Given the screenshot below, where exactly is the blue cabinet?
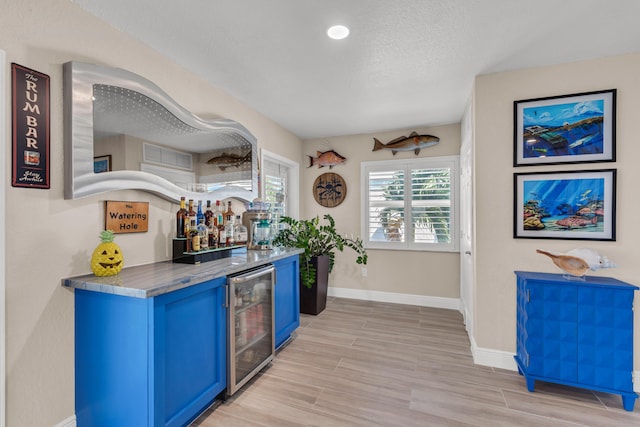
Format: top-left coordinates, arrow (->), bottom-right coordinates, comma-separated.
273,255 -> 300,349
75,277 -> 227,426
515,271 -> 638,411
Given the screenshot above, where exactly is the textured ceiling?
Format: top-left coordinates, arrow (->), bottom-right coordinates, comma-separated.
73,0 -> 640,139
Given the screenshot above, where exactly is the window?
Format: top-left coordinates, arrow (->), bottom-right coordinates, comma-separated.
261,149 -> 299,225
361,155 -> 459,252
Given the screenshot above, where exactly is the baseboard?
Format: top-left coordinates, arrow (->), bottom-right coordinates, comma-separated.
54,415 -> 76,427
469,334 -> 518,371
327,287 -> 460,310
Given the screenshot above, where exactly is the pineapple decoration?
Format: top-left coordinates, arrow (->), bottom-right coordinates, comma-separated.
91,230 -> 124,276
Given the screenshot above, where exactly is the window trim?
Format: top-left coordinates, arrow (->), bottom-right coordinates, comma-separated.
260,148 -> 299,219
361,155 -> 459,252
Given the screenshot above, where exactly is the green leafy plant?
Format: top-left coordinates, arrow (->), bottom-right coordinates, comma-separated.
272,214 -> 368,288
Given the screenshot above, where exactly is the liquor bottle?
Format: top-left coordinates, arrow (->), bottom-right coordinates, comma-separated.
225,201 -> 235,226
197,217 -> 209,250
226,222 -> 235,247
218,223 -> 227,247
234,215 -> 248,244
189,219 -> 199,251
196,200 -> 205,226
204,200 -> 214,226
208,218 -> 219,248
213,200 -> 223,227
187,199 -> 196,235
176,196 -> 188,238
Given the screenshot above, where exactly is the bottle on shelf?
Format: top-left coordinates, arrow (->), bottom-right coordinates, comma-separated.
218,221 -> 227,247
187,199 -> 196,235
197,217 -> 209,250
208,217 -> 219,248
225,201 -> 234,226
204,200 -> 214,226
226,222 -> 235,247
176,196 -> 188,238
189,219 -> 199,252
234,215 -> 248,245
196,200 -> 205,226
214,200 -> 223,227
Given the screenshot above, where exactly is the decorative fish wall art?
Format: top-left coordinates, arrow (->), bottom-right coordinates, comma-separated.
373,132 -> 439,155
308,150 -> 347,169
206,151 -> 251,171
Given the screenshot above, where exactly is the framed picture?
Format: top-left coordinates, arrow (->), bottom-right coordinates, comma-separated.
94,155 -> 111,173
514,169 -> 616,241
513,89 -> 616,166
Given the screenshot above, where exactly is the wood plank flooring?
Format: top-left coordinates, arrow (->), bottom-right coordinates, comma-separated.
193,297 -> 639,426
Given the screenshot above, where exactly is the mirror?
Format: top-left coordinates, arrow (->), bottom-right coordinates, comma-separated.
63,61 -> 258,203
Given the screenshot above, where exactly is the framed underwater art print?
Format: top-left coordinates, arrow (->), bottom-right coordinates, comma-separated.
514,169 -> 616,241
513,89 -> 616,166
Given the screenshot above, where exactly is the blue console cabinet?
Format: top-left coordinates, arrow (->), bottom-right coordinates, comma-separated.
515,271 -> 638,411
273,255 -> 300,349
75,277 -> 227,426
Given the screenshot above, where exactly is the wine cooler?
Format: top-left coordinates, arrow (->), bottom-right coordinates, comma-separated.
227,264 -> 275,395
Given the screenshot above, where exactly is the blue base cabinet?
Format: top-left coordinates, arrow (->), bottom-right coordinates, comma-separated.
273,256 -> 300,349
75,278 -> 227,426
515,271 -> 638,411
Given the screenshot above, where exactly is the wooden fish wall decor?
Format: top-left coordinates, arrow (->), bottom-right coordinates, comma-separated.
206,151 -> 251,171
373,131 -> 439,155
308,149 -> 347,169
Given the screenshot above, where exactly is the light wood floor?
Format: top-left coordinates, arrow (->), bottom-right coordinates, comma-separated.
193,297 -> 639,426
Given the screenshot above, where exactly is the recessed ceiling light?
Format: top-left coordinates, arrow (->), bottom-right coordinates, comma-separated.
327,25 -> 350,40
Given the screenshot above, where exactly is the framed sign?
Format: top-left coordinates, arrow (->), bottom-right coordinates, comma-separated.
94,155 -> 112,173
105,201 -> 149,234
513,89 -> 616,166
514,169 -> 616,241
11,63 -> 50,188
313,173 -> 346,207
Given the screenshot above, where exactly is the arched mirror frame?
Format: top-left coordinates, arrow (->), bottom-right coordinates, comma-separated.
63,61 -> 258,203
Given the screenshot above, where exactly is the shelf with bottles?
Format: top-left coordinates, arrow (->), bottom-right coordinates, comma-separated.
180,242 -> 246,256
234,302 -> 269,354
171,239 -> 245,264
234,346 -> 273,383
235,330 -> 269,358
233,282 -> 268,310
234,299 -> 266,315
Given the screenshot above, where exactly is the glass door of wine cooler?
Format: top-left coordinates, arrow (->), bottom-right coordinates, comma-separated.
227,264 -> 275,395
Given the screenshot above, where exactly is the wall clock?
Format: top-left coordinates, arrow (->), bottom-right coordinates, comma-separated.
313,172 -> 347,207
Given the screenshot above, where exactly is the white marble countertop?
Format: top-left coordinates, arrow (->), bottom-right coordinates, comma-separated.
62,247 -> 303,298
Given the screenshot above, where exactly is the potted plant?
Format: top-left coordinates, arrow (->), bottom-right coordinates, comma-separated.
272,214 -> 367,314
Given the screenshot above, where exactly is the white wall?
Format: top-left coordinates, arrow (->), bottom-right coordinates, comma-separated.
473,53 -> 640,374
0,1 -> 302,425
302,124 -> 461,304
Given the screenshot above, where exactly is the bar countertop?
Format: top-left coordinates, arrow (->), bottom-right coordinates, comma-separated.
61,247 -> 303,298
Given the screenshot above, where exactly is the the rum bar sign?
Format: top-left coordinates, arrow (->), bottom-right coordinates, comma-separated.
12,63 -> 50,189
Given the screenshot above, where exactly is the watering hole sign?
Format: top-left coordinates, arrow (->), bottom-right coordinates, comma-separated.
104,201 -> 149,233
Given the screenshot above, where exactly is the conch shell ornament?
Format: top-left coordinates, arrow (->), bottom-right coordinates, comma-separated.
536,248 -> 616,276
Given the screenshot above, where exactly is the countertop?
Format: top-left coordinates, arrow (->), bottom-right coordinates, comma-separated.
62,247 -> 303,298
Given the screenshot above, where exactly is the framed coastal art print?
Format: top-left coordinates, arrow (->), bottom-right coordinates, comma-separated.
93,155 -> 111,173
514,169 -> 616,241
513,89 -> 616,166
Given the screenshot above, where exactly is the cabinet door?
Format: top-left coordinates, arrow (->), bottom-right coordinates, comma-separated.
75,290 -> 151,427
273,256 -> 300,349
577,287 -> 635,392
154,278 -> 227,427
524,281 -> 578,382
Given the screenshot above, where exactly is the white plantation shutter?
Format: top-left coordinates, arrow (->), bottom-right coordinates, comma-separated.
362,156 -> 459,252
263,158 -> 289,226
